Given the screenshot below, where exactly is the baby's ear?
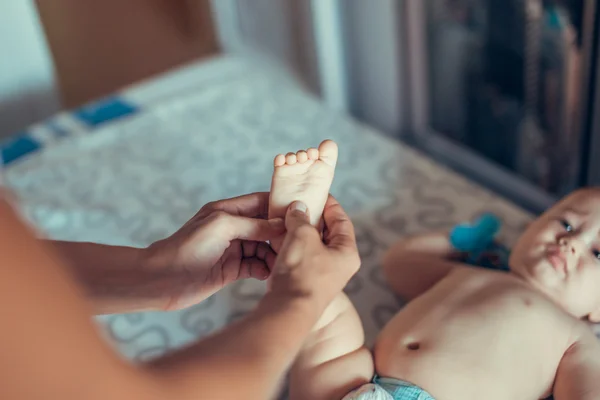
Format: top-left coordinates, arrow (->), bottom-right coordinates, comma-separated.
588,307 -> 600,323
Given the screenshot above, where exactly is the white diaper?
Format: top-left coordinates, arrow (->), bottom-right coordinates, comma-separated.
342,383 -> 394,400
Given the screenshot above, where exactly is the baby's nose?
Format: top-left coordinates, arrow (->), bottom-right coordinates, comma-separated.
559,237 -> 582,257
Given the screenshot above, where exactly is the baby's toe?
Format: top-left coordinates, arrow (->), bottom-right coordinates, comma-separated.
274,154 -> 286,167
285,152 -> 298,165
307,148 -> 319,160
318,140 -> 338,166
296,150 -> 308,163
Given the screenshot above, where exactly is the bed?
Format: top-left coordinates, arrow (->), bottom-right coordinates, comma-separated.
2,54 -> 536,397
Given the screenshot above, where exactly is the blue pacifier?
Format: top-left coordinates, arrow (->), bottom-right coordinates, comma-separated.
450,213 -> 510,271
450,213 -> 501,254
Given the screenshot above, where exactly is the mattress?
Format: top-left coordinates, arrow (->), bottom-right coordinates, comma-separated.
2,55 -> 537,396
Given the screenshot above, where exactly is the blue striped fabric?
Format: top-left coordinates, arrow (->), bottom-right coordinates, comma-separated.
1,97 -> 139,167
73,96 -> 138,127
374,377 -> 435,400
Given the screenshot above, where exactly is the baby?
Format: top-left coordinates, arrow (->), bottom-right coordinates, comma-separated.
267,140 -> 600,400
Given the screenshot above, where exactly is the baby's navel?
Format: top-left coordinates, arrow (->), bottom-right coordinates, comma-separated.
406,341 -> 421,351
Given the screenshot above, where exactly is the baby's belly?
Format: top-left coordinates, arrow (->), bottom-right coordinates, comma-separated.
375,330 -> 542,400
374,279 -> 568,400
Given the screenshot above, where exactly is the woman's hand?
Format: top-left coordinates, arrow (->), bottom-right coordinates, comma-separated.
145,192 -> 285,310
146,198 -> 362,400
268,196 -> 361,313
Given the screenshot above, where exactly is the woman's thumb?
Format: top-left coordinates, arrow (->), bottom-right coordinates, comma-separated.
285,201 -> 311,231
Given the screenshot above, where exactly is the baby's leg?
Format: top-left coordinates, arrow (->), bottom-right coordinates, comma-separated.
267,140 -> 370,397
268,140 -> 338,252
382,232 -> 463,300
290,292 -> 374,400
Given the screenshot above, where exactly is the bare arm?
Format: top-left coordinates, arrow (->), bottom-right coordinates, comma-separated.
0,197 -> 359,400
382,231 -> 466,300
5,185 -> 163,314
45,192 -> 286,315
554,328 -> 600,400
47,240 -> 165,314
0,200 -> 153,399
150,292 -> 322,400
0,200 -> 321,399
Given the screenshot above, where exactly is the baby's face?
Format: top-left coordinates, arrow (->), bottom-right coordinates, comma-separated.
510,189 -> 600,320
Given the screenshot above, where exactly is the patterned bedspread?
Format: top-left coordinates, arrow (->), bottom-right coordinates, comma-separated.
2,55 -> 535,397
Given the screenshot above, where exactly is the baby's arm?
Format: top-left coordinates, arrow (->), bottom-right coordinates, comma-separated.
383,231 -> 467,300
554,328 -> 600,400
290,292 -> 374,400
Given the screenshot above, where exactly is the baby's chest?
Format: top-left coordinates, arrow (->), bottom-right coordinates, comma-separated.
452,281 -> 552,322
445,297 -> 565,378
444,285 -> 570,356
437,278 -> 557,331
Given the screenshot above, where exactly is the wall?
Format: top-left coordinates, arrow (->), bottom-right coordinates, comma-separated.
210,0 -> 243,52
0,1 -> 59,138
342,0 -> 406,135
311,0 -> 349,111
233,0 -> 321,94
227,0 -> 407,131
212,0 -> 406,130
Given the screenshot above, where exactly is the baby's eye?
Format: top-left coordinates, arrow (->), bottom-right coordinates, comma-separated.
561,220 -> 573,232
593,249 -> 600,261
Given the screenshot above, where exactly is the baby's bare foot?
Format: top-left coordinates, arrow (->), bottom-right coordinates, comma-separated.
268,140 -> 338,252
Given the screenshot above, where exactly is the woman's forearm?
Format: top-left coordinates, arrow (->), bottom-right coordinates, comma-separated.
148,292 -> 321,400
0,200 -> 156,400
46,241 -> 167,314
47,242 -> 326,400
